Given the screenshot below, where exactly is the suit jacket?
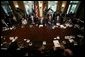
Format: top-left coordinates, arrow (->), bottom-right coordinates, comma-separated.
38,19 -> 46,25
53,15 -> 62,25
28,17 -> 35,24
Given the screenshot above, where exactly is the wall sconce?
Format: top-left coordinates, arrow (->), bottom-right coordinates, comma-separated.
13,1 -> 19,8
61,2 -> 66,12
62,4 -> 65,8
15,5 -> 19,8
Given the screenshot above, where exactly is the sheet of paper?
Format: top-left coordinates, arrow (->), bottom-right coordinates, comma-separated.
26,40 -> 30,43
39,25 -> 43,28
57,36 -> 60,39
43,41 -> 46,45
53,40 -> 61,47
9,37 -> 14,40
69,39 -> 74,43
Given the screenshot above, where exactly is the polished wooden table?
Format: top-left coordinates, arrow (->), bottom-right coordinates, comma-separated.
1,24 -> 81,50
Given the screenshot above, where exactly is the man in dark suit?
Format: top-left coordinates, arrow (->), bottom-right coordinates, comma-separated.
53,12 -> 62,25
46,14 -> 53,26
38,17 -> 46,25
28,14 -> 35,25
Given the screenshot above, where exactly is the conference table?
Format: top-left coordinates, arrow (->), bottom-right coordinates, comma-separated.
1,24 -> 81,50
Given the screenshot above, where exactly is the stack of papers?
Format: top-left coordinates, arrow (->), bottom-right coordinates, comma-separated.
3,27 -> 9,31
69,36 -> 75,39
65,36 -> 69,39
65,23 -> 72,27
54,38 -> 57,40
26,40 -> 30,43
24,39 -> 27,41
43,41 -> 46,45
12,39 -> 16,42
15,36 -> 18,39
60,25 -> 67,29
9,36 -> 18,42
39,25 -> 43,28
60,25 -> 64,28
10,27 -> 13,30
69,39 -> 74,43
53,40 -> 61,47
22,19 -> 27,25
52,26 -> 56,29
57,36 -> 60,39
56,23 -> 60,26
9,37 -> 14,40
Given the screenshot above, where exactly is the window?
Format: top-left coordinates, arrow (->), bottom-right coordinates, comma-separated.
67,1 -> 80,14
70,5 -> 77,13
67,5 -> 71,14
48,1 -> 58,12
1,1 -> 12,16
23,1 -> 34,15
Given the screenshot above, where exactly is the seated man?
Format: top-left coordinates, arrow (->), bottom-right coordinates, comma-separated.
21,17 -> 27,28
54,15 -> 61,25
34,17 -> 39,24
38,17 -> 46,26
46,14 -> 53,26
28,14 -> 35,25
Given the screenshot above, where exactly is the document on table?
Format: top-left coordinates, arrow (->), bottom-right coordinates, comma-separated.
39,25 -> 43,28
53,40 -> 61,47
69,39 -> 74,43
43,41 -> 46,45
